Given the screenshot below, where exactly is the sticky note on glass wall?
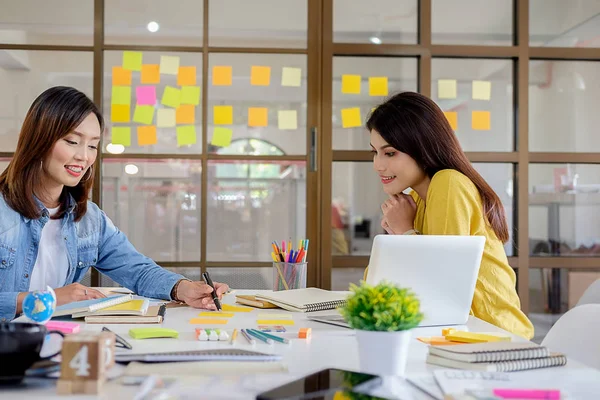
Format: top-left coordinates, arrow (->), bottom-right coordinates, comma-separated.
141,64 -> 160,84
281,67 -> 302,87
176,125 -> 197,147
369,77 -> 388,96
444,111 -> 458,131
157,108 -> 176,127
176,105 -> 195,124
133,105 -> 154,125
180,86 -> 201,105
111,127 -> 131,147
136,86 -> 156,105
122,51 -> 143,71
251,66 -> 271,86
160,55 -> 180,75
178,66 -> 197,86
472,80 -> 491,101
111,104 -> 130,123
137,126 -> 157,146
214,105 -> 233,125
111,86 -> 131,105
248,107 -> 268,127
278,110 -> 298,130
341,107 -> 362,128
438,79 -> 457,99
112,66 -> 131,86
472,111 -> 491,130
161,86 -> 181,108
212,66 -> 232,86
341,74 -> 361,94
211,127 -> 233,147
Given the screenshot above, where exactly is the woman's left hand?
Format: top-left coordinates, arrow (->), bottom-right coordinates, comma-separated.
381,194 -> 417,235
177,280 -> 229,309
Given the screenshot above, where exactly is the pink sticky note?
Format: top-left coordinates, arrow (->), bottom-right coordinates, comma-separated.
136,86 -> 156,105
45,321 -> 80,334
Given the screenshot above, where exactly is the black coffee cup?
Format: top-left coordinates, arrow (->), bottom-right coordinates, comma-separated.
0,322 -> 65,384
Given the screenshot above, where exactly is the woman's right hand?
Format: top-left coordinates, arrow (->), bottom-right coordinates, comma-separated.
54,283 -> 106,306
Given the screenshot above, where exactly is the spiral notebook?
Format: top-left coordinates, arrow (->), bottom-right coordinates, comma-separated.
429,342 -> 551,363
53,294 -> 134,317
115,349 -> 282,363
426,353 -> 567,372
254,288 -> 350,312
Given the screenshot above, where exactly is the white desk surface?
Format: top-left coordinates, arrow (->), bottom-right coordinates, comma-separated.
7,290 -> 600,399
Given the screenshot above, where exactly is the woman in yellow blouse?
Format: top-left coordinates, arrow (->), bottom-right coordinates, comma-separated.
366,92 -> 534,339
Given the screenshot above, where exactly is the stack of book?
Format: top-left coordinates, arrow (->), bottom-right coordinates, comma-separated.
426,342 -> 567,372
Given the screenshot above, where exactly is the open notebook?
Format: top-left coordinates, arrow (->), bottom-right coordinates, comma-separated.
73,299 -> 150,318
53,294 -> 133,317
255,288 -> 350,312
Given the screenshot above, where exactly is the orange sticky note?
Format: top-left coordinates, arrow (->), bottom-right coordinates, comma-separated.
341,107 -> 362,128
248,107 -> 268,127
214,105 -> 233,125
212,66 -> 232,86
251,66 -> 271,86
444,111 -> 458,131
341,74 -> 361,94
178,66 -> 197,86
256,320 -> 295,326
112,66 -> 131,86
189,318 -> 228,325
369,77 -> 388,96
211,127 -> 233,147
140,64 -> 160,84
176,105 -> 195,124
111,104 -> 130,123
472,111 -> 491,130
137,126 -> 157,146
198,312 -> 235,318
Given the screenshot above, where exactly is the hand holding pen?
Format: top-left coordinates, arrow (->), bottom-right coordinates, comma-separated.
202,272 -> 223,311
174,277 -> 228,310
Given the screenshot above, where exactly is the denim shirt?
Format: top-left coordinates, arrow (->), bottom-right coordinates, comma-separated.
0,195 -> 185,321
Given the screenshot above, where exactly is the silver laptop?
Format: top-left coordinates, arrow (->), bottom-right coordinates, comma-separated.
309,235 -> 485,328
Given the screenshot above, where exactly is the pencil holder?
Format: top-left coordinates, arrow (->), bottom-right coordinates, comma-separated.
272,262 -> 307,291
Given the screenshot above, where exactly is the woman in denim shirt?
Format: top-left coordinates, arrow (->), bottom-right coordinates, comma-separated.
0,86 -> 228,321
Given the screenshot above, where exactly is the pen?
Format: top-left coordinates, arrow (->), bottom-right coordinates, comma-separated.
230,329 -> 238,345
250,329 -> 289,344
102,326 -> 132,350
246,328 -> 273,344
240,329 -> 256,345
201,271 -> 222,311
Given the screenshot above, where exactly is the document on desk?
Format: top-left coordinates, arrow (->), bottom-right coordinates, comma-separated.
123,361 -> 288,377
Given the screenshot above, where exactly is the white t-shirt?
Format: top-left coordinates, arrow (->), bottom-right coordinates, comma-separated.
29,206 -> 69,291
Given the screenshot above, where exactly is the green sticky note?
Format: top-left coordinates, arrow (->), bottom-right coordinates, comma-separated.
133,105 -> 155,125
129,327 -> 179,339
111,127 -> 131,147
122,51 -> 143,71
180,86 -> 201,105
176,125 -> 197,147
161,86 -> 181,108
111,86 -> 131,105
211,127 -> 233,147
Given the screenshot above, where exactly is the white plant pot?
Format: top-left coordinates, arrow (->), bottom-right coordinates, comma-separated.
355,329 -> 412,377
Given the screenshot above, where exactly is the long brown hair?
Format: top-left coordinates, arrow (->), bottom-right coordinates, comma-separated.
366,92 -> 509,243
0,86 -> 104,222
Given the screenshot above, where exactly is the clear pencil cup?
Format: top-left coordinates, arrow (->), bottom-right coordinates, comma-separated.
272,262 -> 307,291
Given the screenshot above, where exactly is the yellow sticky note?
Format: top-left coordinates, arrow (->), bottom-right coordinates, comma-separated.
198,312 -> 235,318
157,108 -> 176,127
112,66 -> 131,86
438,79 -> 457,99
257,313 -> 292,320
189,318 -> 228,325
472,111 -> 491,130
122,51 -> 143,71
278,110 -> 297,130
341,107 -> 362,128
111,127 -> 131,147
137,126 -> 157,146
180,86 -> 201,105
256,320 -> 295,326
176,125 -> 197,147
176,105 -> 195,124
160,55 -> 180,75
248,107 -> 268,127
133,105 -> 154,125
111,86 -> 131,105
111,104 -> 130,123
445,331 -> 510,343
369,77 -> 388,96
444,111 -> 458,131
222,304 -> 253,312
211,127 -> 233,147
161,86 -> 181,108
141,64 -> 160,84
212,65 -> 232,86
472,80 -> 491,101
178,66 -> 197,86
214,105 -> 233,125
281,67 -> 302,87
251,66 -> 271,86
342,74 -> 361,94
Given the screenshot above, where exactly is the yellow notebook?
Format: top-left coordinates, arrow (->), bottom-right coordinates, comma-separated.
73,299 -> 150,318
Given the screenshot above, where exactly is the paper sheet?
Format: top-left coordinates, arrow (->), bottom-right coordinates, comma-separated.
281,67 -> 302,87
178,66 -> 197,86
112,66 -> 131,86
111,104 -> 130,123
111,127 -> 131,147
137,126 -> 157,146
157,108 -> 176,127
210,127 -> 233,147
213,65 -> 232,86
248,107 -> 268,127
277,110 -> 297,130
251,65 -> 271,86
176,125 -> 197,147
141,64 -> 160,84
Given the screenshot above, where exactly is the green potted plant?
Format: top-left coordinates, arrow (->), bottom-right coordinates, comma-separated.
339,281 -> 423,376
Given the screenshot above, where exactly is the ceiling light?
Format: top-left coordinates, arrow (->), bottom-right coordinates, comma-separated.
369,36 -> 382,45
125,164 -> 139,175
106,143 -> 125,154
147,21 -> 159,33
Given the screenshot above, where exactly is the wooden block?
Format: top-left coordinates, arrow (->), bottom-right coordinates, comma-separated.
298,328 -> 311,339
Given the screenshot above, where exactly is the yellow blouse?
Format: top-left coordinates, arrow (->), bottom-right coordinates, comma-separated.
367,169 -> 534,339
